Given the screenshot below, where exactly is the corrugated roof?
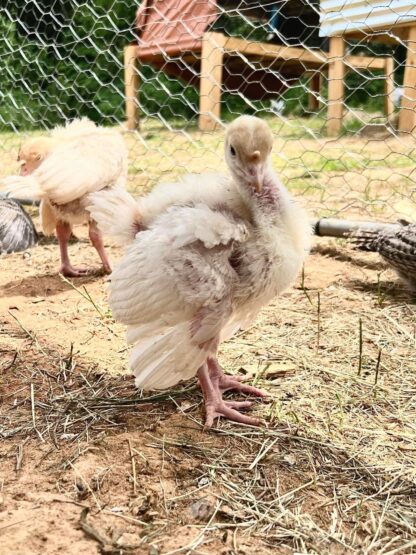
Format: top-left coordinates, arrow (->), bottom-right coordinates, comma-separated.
320,0 -> 416,36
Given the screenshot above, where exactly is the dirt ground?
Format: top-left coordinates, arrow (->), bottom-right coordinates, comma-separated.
1,214 -> 415,554
1,119 -> 416,554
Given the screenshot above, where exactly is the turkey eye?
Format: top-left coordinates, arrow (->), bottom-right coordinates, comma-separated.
230,145 -> 236,156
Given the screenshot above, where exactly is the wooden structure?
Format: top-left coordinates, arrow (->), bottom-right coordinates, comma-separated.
124,0 -> 395,133
321,0 -> 416,135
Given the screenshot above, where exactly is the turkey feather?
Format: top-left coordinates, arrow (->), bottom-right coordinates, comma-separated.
88,173 -> 251,246
95,116 -> 311,424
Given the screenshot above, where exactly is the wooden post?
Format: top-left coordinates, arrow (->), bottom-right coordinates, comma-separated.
124,44 -> 139,131
308,72 -> 322,112
327,36 -> 345,136
384,57 -> 395,124
199,32 -> 225,131
398,25 -> 416,135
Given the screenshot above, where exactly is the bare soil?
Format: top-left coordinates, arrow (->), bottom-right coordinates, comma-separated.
1,216 -> 415,555
1,120 -> 415,553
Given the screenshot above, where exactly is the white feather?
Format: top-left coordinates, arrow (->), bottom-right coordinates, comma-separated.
87,172 -> 250,246
107,202 -> 245,388
1,119 -> 128,233
138,173 -> 250,227
2,175 -> 42,200
102,119 -> 312,393
87,188 -> 141,246
31,132 -> 127,205
129,323 -> 207,389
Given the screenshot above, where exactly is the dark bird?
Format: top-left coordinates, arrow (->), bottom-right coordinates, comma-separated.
0,198 -> 38,254
351,220 -> 416,291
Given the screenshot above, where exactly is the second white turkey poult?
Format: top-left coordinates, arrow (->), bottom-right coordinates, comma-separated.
89,115 -> 312,427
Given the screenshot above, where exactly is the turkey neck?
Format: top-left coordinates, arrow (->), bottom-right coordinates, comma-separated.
238,165 -> 284,228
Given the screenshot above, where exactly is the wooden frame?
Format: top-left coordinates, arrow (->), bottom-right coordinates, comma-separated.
398,25 -> 416,134
326,36 -> 397,136
124,32 -> 396,134
308,72 -> 322,112
199,33 -> 225,131
124,44 -> 140,131
328,23 -> 416,135
384,57 -> 395,124
327,37 -> 345,137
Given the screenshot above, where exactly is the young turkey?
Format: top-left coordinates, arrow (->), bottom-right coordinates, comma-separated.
351,220 -> 416,291
2,118 -> 128,276
89,116 -> 311,426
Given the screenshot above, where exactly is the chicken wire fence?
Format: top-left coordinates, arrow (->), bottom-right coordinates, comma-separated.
0,0 -> 415,223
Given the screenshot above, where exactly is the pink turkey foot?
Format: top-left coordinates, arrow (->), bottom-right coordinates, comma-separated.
204,397 -> 259,428
59,263 -> 90,277
197,359 -> 267,427
90,263 -> 111,277
57,222 -> 90,278
209,358 -> 268,398
100,262 -> 112,275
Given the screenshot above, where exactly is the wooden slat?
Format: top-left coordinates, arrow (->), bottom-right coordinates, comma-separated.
327,36 -> 345,136
199,33 -> 225,131
222,35 -> 326,66
336,23 -> 413,43
399,25 -> 416,134
124,45 -> 139,131
345,55 -> 386,70
308,72 -> 322,112
384,57 -> 395,123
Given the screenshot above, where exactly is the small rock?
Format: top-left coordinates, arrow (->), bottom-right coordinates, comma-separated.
283,454 -> 296,466
261,362 -> 297,379
110,506 -> 126,513
75,480 -> 89,500
240,362 -> 296,379
189,498 -> 215,522
60,433 -> 78,440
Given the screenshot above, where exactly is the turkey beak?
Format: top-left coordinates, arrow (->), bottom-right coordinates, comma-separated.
247,151 -> 264,193
19,161 -> 28,176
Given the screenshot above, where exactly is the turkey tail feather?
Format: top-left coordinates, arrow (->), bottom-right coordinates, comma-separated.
87,189 -> 142,246
128,322 -> 207,390
349,228 -> 380,252
1,175 -> 43,201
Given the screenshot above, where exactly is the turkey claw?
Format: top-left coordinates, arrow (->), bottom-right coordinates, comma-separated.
204,400 -> 261,428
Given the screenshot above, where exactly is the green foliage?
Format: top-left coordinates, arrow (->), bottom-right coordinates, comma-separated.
345,41 -> 396,112
0,3 -> 400,131
213,13 -> 269,42
0,1 -> 132,130
0,0 -> 201,131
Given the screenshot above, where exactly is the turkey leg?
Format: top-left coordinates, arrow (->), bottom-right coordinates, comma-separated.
88,220 -> 112,274
56,221 -> 89,277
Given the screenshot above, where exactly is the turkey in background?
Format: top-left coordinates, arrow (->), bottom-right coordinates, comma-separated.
0,198 -> 38,254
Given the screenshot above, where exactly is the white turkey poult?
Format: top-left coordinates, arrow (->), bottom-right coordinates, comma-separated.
89,116 -> 311,426
2,118 -> 128,276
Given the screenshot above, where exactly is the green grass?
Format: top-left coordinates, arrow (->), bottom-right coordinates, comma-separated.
1,114 -> 414,222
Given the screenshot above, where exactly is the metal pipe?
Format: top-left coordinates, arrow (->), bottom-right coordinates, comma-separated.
311,218 -> 401,238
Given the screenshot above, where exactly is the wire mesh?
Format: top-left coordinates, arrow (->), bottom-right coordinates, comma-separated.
0,0 -> 415,223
